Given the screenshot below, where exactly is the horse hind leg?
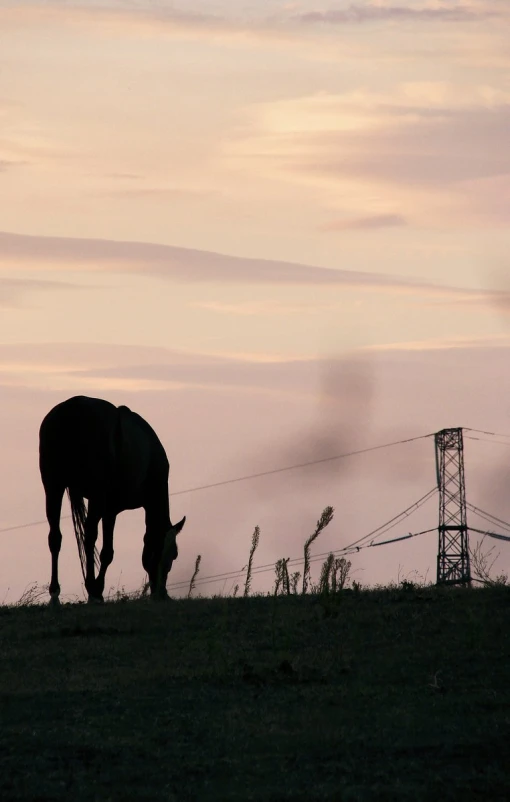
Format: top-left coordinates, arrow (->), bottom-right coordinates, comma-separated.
83,500 -> 103,602
45,484 -> 65,606
94,512 -> 116,600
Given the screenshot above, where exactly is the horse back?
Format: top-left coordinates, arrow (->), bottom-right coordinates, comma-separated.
39,397 -> 168,511
39,396 -> 118,489
114,406 -> 169,509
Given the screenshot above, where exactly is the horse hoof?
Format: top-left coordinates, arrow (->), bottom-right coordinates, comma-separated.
151,592 -> 171,602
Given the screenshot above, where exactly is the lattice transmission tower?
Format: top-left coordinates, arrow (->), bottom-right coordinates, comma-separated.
435,427 -> 471,585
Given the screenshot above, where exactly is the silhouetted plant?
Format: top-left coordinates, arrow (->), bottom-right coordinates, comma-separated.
302,506 -> 334,594
106,578 -> 150,602
470,535 -> 508,586
319,553 -> 335,594
282,558 -> 290,595
13,582 -> 48,607
232,584 -> 239,598
273,557 -> 290,596
244,525 -> 260,597
188,555 -> 201,598
333,556 -> 352,591
290,571 -> 301,594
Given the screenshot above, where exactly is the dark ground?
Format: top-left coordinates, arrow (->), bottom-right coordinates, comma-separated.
1,585 -> 509,801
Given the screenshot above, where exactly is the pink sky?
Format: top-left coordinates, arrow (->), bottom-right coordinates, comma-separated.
1,0 -> 510,601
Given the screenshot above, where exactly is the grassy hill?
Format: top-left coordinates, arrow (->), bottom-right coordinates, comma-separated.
1,585 -> 510,801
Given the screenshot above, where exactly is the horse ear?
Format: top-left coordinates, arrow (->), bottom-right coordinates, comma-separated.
173,516 -> 186,536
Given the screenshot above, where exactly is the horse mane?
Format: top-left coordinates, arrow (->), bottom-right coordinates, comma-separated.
67,487 -> 101,580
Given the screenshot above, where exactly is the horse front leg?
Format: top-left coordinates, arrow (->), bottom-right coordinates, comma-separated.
94,512 -> 116,600
84,501 -> 102,602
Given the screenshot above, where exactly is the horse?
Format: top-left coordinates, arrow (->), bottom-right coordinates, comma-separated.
39,395 -> 186,604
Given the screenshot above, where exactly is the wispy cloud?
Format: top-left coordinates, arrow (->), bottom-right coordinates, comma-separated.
0,229 -> 468,292
2,1 -> 499,32
229,85 -> 510,224
0,159 -> 27,172
301,105 -> 510,186
295,4 -> 498,25
3,336 -> 509,395
97,186 -> 217,201
0,2 -> 252,44
191,300 -> 340,316
0,277 -> 77,307
319,213 -> 407,231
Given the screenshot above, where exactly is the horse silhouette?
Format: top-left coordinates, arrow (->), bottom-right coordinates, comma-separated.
39,395 -> 186,604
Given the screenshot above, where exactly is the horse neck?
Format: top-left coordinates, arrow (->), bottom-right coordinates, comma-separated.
145,485 -> 171,532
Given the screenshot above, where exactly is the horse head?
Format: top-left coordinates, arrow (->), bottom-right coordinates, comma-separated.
144,516 -> 186,599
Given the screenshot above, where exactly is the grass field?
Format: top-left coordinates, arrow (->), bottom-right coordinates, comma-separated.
1,585 -> 510,801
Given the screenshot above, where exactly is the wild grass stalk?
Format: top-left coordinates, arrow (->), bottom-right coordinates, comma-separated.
13,582 -> 48,607
188,555 -> 202,598
302,506 -> 334,594
273,557 -> 290,596
318,554 -> 352,594
470,535 -> 508,586
244,525 -> 260,597
290,571 -> 301,594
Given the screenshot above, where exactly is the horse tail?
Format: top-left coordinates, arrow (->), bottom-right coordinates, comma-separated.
67,487 -> 100,580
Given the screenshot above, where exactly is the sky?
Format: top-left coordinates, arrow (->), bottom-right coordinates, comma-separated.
1,0 -> 510,602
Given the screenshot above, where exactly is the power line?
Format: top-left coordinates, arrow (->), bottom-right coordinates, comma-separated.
166,527 -> 436,592
465,435 -> 510,449
370,528 -> 436,548
0,431 -> 434,536
467,502 -> 510,534
464,427 -> 510,439
166,488 -> 437,591
0,519 -> 50,534
470,527 -> 510,543
340,487 -> 436,551
170,432 -> 433,496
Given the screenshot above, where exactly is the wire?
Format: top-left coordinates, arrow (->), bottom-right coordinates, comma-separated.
465,435 -> 510,449
467,508 -> 510,533
0,519 -> 51,534
166,489 -> 437,591
464,428 -> 510,439
470,527 -> 510,543
0,431 -> 434,535
338,487 -> 437,551
369,528 -> 436,548
170,432 -> 433,496
165,527 -> 436,592
467,502 -> 510,533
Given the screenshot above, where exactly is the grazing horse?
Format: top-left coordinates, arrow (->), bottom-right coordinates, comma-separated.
39,395 -> 186,604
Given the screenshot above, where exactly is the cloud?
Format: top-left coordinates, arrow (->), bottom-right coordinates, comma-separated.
3,335 -> 507,396
0,2 -> 223,28
302,105 -> 510,186
0,2 -> 264,47
319,213 -> 408,231
295,4 -> 497,25
0,277 -> 77,308
191,300 -> 340,316
0,159 -> 27,172
229,86 -> 510,223
104,172 -> 144,181
97,186 -> 217,201
2,1 -> 499,34
0,229 -> 471,293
